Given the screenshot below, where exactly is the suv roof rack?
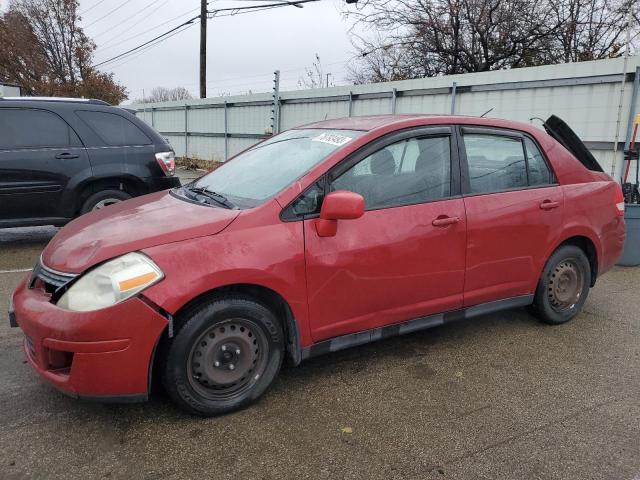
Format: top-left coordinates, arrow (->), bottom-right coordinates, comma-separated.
0,96 -> 110,105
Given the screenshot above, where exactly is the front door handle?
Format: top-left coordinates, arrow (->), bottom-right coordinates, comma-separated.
55,152 -> 79,160
432,215 -> 460,227
540,200 -> 560,210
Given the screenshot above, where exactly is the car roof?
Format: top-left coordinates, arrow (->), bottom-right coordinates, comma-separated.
0,97 -> 110,107
298,114 -> 540,134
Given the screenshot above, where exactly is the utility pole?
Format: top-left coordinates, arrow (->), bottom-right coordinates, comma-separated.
326,73 -> 331,88
199,0 -> 207,98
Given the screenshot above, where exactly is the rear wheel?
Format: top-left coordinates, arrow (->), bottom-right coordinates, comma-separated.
162,296 -> 284,416
530,245 -> 591,325
80,189 -> 131,214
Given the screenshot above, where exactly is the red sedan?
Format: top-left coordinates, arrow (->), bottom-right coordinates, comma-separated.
10,114 -> 625,415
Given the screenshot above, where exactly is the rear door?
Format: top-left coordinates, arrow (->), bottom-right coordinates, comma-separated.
459,127 -> 563,306
302,127 -> 467,342
0,107 -> 90,224
74,109 -> 156,180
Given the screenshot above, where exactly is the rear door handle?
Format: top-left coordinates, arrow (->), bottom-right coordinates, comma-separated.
432,215 -> 460,227
540,200 -> 560,210
55,152 -> 79,160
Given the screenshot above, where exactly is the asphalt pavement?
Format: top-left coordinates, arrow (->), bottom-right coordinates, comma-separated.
0,175 -> 639,479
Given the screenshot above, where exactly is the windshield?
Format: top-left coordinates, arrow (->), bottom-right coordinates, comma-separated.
184,129 -> 363,208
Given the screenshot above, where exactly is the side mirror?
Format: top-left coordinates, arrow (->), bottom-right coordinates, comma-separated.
316,190 -> 365,237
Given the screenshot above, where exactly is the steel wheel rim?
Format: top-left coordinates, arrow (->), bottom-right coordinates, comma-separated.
187,318 -> 269,401
548,259 -> 583,312
93,198 -> 122,210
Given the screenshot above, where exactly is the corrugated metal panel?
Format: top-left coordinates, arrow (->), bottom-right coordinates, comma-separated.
188,107 -> 224,133
188,136 -> 226,162
228,104 -> 271,134
154,109 -> 184,132
164,135 -> 185,157
280,100 -> 349,130
133,57 -> 640,180
0,84 -> 21,96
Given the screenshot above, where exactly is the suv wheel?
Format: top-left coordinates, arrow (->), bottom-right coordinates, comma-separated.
162,296 -> 284,416
80,189 -> 131,214
530,245 -> 591,325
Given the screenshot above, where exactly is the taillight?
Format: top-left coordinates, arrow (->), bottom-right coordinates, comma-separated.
155,151 -> 175,176
615,183 -> 625,217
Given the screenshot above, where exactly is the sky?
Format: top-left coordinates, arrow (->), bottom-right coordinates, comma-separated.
0,0 -> 360,102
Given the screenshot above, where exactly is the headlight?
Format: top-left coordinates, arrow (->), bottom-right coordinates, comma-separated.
57,252 -> 163,312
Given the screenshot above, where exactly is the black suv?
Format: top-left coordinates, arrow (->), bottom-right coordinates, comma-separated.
0,97 -> 180,228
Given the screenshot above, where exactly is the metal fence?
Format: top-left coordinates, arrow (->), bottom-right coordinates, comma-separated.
132,57 -> 640,180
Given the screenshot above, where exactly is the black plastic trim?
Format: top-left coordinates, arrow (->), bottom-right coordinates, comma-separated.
301,295 -> 534,360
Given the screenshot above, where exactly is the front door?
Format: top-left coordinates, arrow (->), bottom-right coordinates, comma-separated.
303,128 -> 467,342
0,107 -> 90,223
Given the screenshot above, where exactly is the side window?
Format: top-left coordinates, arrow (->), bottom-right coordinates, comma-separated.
76,110 -> 151,146
331,136 -> 451,209
463,134 -> 527,194
287,180 -> 325,217
524,137 -> 553,186
0,109 -> 80,149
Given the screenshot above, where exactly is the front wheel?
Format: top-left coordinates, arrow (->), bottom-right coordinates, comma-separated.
162,296 -> 284,416
530,245 -> 591,325
80,189 -> 131,214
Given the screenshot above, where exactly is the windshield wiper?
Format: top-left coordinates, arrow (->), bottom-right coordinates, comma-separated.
185,186 -> 236,209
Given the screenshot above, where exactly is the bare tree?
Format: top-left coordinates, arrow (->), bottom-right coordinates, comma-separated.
298,54 -> 332,89
545,0 -> 639,62
344,0 -> 639,83
0,0 -> 126,103
139,86 -> 193,103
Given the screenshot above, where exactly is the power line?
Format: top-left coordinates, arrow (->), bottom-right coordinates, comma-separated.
92,0 -> 167,40
84,0 -> 131,29
105,23 -> 198,71
79,0 -> 108,16
93,15 -> 200,68
96,6 -> 201,52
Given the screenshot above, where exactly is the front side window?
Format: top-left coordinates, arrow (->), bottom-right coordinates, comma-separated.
463,134 -> 527,194
0,108 -> 80,149
187,129 -> 363,209
76,110 -> 151,146
331,136 -> 451,209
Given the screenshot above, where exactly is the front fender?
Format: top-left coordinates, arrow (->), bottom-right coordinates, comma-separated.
140,212 -> 312,346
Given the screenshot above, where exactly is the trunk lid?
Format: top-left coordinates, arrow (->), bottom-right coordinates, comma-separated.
543,115 -> 604,172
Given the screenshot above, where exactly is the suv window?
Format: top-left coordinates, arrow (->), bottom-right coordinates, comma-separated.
76,110 -> 151,146
524,137 -> 553,186
463,134 -> 527,194
0,108 -> 81,149
331,136 -> 451,209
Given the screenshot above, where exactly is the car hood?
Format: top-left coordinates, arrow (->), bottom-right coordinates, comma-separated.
42,191 -> 241,273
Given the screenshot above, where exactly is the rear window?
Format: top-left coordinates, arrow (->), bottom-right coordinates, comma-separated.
0,108 -> 81,149
76,110 -> 151,146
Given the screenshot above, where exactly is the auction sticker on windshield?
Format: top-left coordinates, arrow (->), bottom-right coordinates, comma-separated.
312,132 -> 353,146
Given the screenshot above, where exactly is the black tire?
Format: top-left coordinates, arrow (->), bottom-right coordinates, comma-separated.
530,245 -> 591,325
80,189 -> 131,214
161,296 -> 284,416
